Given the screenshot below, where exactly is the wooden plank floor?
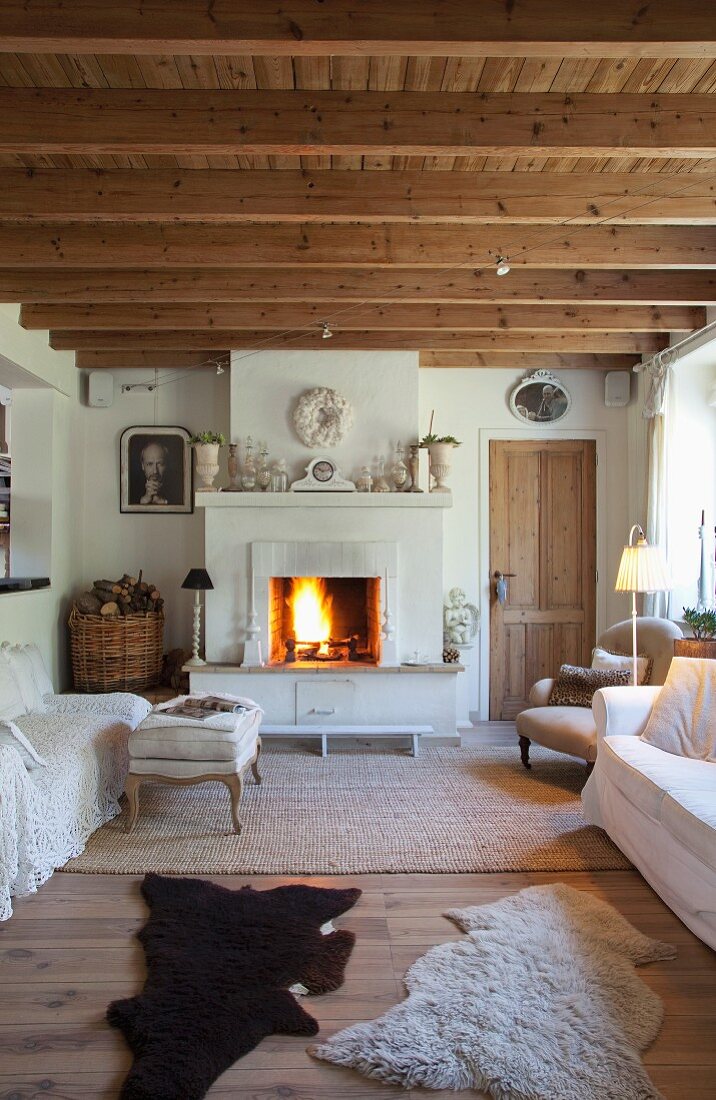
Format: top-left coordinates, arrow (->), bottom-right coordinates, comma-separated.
1,869 -> 715,1099
1,725 -> 714,1099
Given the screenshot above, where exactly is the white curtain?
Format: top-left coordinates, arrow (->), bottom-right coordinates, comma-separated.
642,352 -> 675,618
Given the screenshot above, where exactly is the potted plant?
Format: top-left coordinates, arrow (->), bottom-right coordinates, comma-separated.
189,431 -> 226,492
420,416 -> 461,493
675,607 -> 716,660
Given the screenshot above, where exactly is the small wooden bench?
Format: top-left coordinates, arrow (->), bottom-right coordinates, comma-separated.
260,724 -> 432,757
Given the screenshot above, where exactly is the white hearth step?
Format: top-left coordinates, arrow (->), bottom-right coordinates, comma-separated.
260,724 -> 432,757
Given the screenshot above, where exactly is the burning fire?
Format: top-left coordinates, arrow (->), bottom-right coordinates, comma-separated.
289,577 -> 333,655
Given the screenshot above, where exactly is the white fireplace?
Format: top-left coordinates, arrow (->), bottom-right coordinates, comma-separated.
189,494 -> 462,739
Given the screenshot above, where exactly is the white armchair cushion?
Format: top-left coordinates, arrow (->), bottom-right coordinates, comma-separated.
0,652 -> 25,722
591,646 -> 652,685
641,657 -> 716,762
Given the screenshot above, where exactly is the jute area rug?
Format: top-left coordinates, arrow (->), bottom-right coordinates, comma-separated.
63,742 -> 629,875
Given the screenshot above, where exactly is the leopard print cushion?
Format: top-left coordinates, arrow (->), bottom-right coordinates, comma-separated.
549,664 -> 631,708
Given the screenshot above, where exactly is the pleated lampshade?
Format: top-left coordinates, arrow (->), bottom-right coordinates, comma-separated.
615,534 -> 671,594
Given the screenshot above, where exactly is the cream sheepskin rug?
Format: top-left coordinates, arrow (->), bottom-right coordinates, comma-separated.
310,884 -> 675,1099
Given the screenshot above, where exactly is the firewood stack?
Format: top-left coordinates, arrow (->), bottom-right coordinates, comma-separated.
75,571 -> 164,617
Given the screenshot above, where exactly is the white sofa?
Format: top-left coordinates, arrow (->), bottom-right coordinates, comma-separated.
1,642 -> 150,919
582,685 -> 716,950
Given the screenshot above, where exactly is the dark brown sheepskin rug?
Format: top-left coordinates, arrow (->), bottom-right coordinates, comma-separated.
107,872 -> 361,1099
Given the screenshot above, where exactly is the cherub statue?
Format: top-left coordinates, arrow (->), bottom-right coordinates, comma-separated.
443,587 -> 479,646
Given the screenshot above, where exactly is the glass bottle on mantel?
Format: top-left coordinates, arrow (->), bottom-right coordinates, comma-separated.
256,443 -> 272,492
356,465 -> 373,493
373,455 -> 391,493
269,458 -> 289,493
390,441 -> 408,492
226,443 -> 242,491
240,436 -> 257,492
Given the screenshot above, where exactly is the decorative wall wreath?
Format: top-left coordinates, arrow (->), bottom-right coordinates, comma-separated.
293,387 -> 354,448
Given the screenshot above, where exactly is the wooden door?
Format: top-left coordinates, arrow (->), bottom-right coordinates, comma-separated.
489,439 -> 596,720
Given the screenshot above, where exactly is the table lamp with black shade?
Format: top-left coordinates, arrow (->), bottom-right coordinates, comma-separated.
614,525 -> 671,685
182,568 -> 214,666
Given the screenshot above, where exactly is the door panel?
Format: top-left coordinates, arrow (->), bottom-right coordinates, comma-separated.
489,439 -> 597,720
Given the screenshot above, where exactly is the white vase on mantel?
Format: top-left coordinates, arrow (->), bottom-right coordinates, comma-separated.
194,442 -> 221,492
428,442 -> 454,493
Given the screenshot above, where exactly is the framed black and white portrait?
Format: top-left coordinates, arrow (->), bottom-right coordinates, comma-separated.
509,370 -> 571,425
120,426 -> 193,514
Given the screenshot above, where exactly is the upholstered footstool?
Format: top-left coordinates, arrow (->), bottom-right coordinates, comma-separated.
125,695 -> 263,834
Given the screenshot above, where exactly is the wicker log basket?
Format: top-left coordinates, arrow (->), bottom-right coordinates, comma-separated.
69,571 -> 165,692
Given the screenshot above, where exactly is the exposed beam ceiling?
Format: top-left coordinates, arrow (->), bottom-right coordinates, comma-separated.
2,169 -> 714,224
0,2 -> 713,57
75,350 -> 638,372
2,224 -> 713,268
21,303 -> 705,333
2,268 -> 714,305
49,330 -> 668,354
2,89 -> 715,159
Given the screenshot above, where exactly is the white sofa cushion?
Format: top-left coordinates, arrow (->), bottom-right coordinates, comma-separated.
601,734 -> 716,832
0,719 -> 48,769
641,657 -> 716,762
1,644 -> 47,714
129,708 -> 260,762
0,652 -> 25,722
23,643 -> 54,697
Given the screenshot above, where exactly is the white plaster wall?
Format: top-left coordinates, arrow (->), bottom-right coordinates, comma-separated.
230,349 -> 419,485
78,368 -> 230,651
0,306 -> 82,689
419,367 -> 632,717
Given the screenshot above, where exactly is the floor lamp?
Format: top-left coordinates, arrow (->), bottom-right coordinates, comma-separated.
614,525 -> 671,685
182,568 -> 214,666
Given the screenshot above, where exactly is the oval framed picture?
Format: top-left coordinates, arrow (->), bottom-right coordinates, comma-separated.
509,370 -> 571,425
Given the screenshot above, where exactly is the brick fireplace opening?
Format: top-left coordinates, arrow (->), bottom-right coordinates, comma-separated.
269,576 -> 382,665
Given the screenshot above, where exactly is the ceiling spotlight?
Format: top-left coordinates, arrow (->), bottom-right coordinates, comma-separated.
495,256 -> 511,276
321,321 -> 333,339
215,362 -> 225,375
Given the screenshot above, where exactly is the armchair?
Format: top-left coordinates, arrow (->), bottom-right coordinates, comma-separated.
515,616 -> 682,770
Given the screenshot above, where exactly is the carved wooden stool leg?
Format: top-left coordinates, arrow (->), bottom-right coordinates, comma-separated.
519,735 -> 532,770
251,737 -> 263,785
224,772 -> 244,834
125,773 -> 141,833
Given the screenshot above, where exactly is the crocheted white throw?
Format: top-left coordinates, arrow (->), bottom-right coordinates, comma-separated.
310,884 -> 675,1100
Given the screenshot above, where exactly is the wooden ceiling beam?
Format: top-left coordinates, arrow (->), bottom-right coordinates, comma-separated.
419,352 -> 637,370
75,350 -> 229,371
75,350 -> 635,372
1,90 -> 715,159
22,302 -> 704,334
49,329 -> 668,354
3,268 -> 715,305
1,2 -> 713,57
2,169 -> 715,225
2,224 -> 713,269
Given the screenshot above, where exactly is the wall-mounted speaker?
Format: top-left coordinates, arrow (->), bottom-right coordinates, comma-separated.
604,370 -> 631,407
88,370 -> 114,407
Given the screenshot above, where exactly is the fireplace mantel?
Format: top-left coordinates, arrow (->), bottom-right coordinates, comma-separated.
195,494 -> 451,509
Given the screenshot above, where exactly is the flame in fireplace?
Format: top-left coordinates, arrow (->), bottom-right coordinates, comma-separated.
289,577 -> 333,654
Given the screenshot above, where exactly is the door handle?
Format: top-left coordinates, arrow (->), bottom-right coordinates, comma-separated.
494,571 -> 516,605
313,707 -> 336,715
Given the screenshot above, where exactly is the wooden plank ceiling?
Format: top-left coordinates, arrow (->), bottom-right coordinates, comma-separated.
1,1 -> 715,372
